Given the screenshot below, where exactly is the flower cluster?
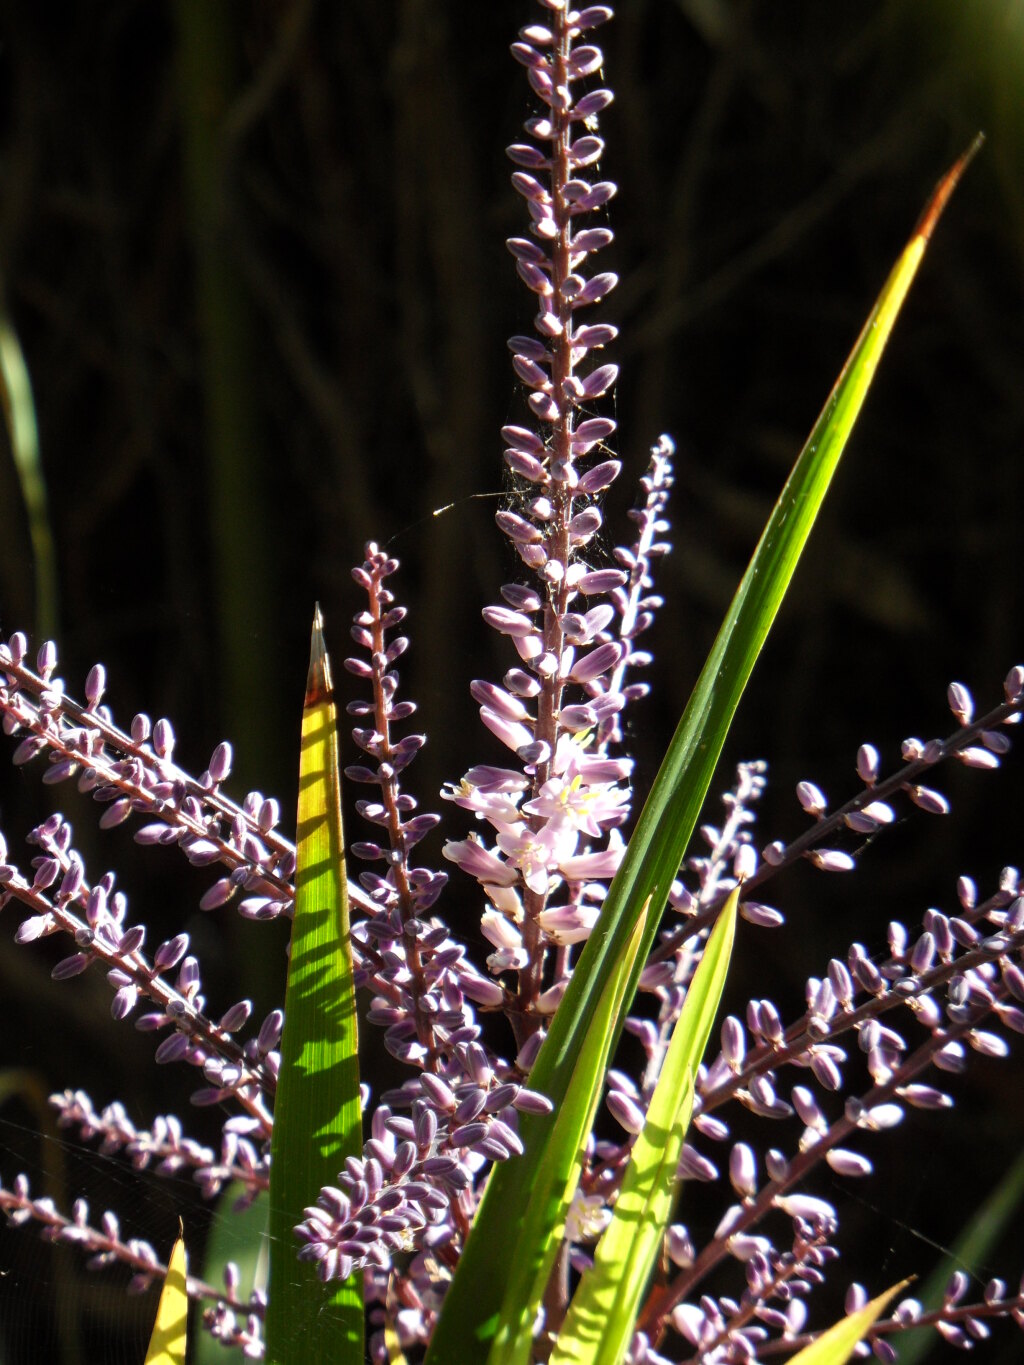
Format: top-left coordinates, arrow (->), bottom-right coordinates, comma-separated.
440,1 -> 674,1049
440,441 -> 671,989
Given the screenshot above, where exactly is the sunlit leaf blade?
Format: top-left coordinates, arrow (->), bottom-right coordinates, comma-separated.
0,306 -> 58,638
428,905 -> 649,1365
144,1224 -> 188,1365
426,143 -> 977,1365
488,905 -> 650,1364
550,889 -> 738,1365
784,1280 -> 912,1365
265,606 -> 363,1364
196,1187 -> 268,1365
897,1151 -> 1024,1365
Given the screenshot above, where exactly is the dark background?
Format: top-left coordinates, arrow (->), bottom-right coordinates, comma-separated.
0,0 -> 1021,1360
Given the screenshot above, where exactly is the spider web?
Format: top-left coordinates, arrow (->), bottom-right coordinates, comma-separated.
0,1106 -> 270,1365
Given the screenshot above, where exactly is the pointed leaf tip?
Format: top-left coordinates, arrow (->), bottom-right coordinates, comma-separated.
268,601 -> 362,1359
144,1221 -> 188,1364
307,604 -> 333,705
784,1278 -> 914,1365
914,133 -> 983,243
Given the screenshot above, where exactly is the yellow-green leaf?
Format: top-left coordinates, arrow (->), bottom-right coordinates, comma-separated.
196,1186 -> 268,1365
265,606 -> 363,1363
550,890 -> 737,1365
481,903 -> 651,1365
144,1224 -> 188,1365
784,1279 -> 912,1365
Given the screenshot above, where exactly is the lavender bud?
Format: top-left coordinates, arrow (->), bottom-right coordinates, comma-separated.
511,1088 -> 553,1116
576,460 -> 621,495
810,1052 -> 842,1090
218,999 -> 252,1032
735,902 -> 781,931
758,999 -> 783,1044
907,784 -> 950,815
571,416 -> 616,452
968,1029 -> 1009,1058
16,915 -> 51,943
199,878 -> 235,911
808,849 -> 855,873
721,1016 -> 746,1069
856,743 -> 880,784
733,843 -> 757,882
762,841 -> 786,866
578,568 -> 626,594
909,931 -> 936,974
947,680 -> 974,724
796,781 -> 827,817
207,742 -> 233,783
666,1225 -> 694,1268
32,857 -> 60,891
957,745 -> 1000,769
482,606 -> 536,638
52,953 -> 91,981
153,719 -> 175,760
984,1278 -> 1006,1305
126,712 -> 151,744
84,663 -> 106,707
516,1030 -> 545,1072
569,642 -> 623,683
791,1087 -> 826,1131
155,1033 -> 189,1064
577,363 -> 618,399
605,1089 -> 644,1135
99,798 -> 132,830
765,1149 -> 789,1182
945,1270 -> 969,1305
111,985 -> 139,1020
117,924 -> 146,956
827,959 -> 853,1006
154,934 -> 189,972
36,640 -> 57,676
728,1143 -> 757,1198
982,729 -> 1012,757
677,1145 -> 718,1182
954,877 -> 977,912
846,1284 -> 868,1313
826,1148 -> 872,1178
901,1084 -> 952,1110
257,1010 -> 284,1054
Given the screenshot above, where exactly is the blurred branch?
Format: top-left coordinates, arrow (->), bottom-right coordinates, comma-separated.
173,0 -> 279,791
0,298 -> 58,639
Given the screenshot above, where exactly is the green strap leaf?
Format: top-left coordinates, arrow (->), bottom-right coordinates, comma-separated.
426,143 -> 977,1365
196,1187 -> 268,1365
265,607 -> 363,1364
550,888 -> 738,1365
483,904 -> 651,1364
896,1151 -> 1024,1365
784,1280 -> 912,1365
